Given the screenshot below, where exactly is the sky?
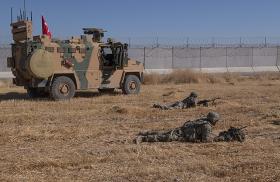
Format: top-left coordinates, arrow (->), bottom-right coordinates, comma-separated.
1,0 -> 280,44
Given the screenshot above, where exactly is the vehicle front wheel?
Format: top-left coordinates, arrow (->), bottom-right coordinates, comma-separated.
122,75 -> 141,95
50,76 -> 76,100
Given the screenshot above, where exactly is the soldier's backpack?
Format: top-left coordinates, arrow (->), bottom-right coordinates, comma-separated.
181,119 -> 210,142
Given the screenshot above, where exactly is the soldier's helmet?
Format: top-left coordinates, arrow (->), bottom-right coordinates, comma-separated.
207,112 -> 220,123
190,92 -> 198,98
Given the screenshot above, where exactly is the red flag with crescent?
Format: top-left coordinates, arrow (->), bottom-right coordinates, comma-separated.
42,16 -> 52,39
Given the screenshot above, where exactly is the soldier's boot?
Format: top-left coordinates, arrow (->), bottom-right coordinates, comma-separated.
153,103 -> 170,110
152,104 -> 161,108
133,136 -> 144,144
139,131 -> 161,136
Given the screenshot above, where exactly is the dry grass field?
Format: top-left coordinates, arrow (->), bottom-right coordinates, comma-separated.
0,73 -> 280,181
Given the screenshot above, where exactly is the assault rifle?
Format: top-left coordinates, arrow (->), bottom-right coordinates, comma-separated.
215,126 -> 247,142
197,97 -> 221,107
230,126 -> 248,131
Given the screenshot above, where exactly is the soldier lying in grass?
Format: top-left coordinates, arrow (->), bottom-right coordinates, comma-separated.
134,112 -> 246,144
153,92 -> 198,110
153,92 -> 221,110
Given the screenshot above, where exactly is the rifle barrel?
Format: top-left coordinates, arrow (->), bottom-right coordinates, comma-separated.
239,126 -> 248,130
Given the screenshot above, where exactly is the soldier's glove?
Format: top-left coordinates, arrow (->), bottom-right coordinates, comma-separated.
214,135 -> 224,142
133,136 -> 143,144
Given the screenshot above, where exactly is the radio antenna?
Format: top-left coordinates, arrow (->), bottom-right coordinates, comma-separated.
10,7 -> 13,23
20,9 -> 22,20
23,0 -> 26,20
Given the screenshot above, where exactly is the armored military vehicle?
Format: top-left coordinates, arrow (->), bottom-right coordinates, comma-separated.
7,19 -> 144,100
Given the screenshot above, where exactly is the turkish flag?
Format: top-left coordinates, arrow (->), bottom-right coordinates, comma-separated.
42,16 -> 52,39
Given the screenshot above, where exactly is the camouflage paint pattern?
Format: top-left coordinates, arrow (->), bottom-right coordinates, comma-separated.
57,41 -> 93,89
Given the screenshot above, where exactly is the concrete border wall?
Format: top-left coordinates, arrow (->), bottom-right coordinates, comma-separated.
173,48 -> 200,68
1,46 -> 280,78
128,47 -> 280,73
0,48 -> 10,72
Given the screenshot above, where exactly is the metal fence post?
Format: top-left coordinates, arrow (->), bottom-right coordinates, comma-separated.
276,46 -> 280,72
199,47 -> 202,71
211,37 -> 215,48
226,47 -> 229,72
251,47 -> 255,72
156,37 -> 159,48
171,46 -> 174,69
128,37 -> 131,48
143,47 -> 146,69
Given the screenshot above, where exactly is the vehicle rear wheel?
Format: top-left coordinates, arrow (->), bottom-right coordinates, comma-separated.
122,75 -> 141,94
50,76 -> 75,100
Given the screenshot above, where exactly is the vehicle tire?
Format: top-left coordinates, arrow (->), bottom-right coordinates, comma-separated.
50,76 -> 76,100
98,88 -> 115,94
122,75 -> 141,95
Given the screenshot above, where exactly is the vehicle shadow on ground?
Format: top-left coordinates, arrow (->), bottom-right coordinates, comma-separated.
0,92 -> 53,101
75,91 -> 101,98
0,92 -> 30,101
75,91 -> 123,98
0,91 -> 123,101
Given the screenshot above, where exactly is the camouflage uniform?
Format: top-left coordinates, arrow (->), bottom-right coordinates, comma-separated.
153,92 -> 198,110
134,112 -> 220,144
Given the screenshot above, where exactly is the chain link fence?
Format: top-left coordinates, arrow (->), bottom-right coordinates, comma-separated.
117,36 -> 280,48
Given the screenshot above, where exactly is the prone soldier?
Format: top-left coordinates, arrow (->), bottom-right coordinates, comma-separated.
134,112 -> 220,144
134,112 -> 247,144
153,92 -> 198,110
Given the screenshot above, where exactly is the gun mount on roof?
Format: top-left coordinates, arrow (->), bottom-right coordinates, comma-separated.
83,28 -> 106,42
